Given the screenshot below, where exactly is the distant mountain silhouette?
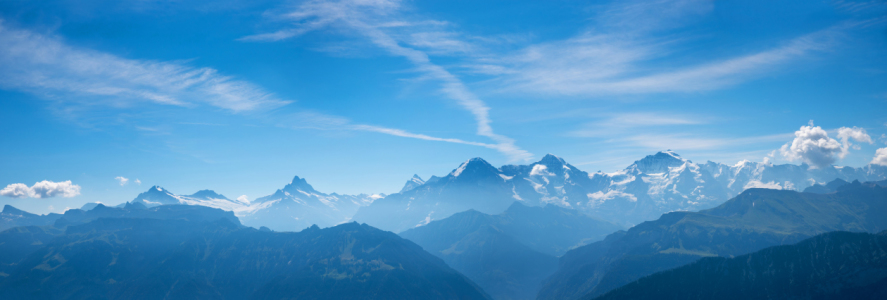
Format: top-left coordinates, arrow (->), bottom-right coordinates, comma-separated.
593,230 -> 887,300
537,181 -> 887,300
0,205 -> 62,232
803,178 -> 850,193
53,202 -> 240,228
401,202 -> 622,300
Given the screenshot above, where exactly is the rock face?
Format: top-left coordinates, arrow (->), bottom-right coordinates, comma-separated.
594,230 -> 887,300
400,202 -> 623,300
0,206 -> 491,300
537,181 -> 887,300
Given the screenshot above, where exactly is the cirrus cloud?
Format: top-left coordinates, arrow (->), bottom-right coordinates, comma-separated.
0,180 -> 81,198
0,20 -> 290,112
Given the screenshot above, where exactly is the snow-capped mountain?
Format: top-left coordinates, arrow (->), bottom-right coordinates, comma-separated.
352,157 -> 522,232
131,186 -> 253,213
354,151 -> 887,232
129,178 -> 383,232
126,151 -> 886,233
238,176 -> 384,231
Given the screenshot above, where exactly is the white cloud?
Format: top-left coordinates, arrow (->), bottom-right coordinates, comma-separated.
135,179 -> 142,185
779,121 -> 872,169
115,176 -> 129,186
872,147 -> 887,166
587,190 -> 637,207
0,21 -> 289,112
762,150 -> 777,165
242,0 -> 532,162
1,180 -> 81,198
743,180 -> 783,190
836,126 -> 873,150
0,183 -> 31,198
236,195 -> 250,204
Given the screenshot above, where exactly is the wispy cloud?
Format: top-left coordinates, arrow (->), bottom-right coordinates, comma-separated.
277,110 -> 528,158
0,20 -> 290,112
242,0 -> 532,161
479,17 -> 851,96
2,17 -> 509,156
569,112 -> 706,137
620,133 -> 793,151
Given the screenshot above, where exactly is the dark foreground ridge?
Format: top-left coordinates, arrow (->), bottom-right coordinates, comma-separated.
0,205 -> 490,300
593,230 -> 887,300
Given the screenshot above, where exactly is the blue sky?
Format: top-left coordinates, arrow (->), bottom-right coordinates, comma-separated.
1,0 -> 886,214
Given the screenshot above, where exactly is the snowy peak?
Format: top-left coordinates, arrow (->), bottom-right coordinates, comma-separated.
188,190 -> 229,200
629,151 -> 689,174
450,157 -> 499,178
400,174 -> 426,193
535,154 -> 571,173
132,186 -> 180,207
539,154 -> 566,165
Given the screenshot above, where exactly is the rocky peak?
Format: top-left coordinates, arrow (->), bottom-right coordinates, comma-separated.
630,151 -> 688,174
450,157 -> 498,177
282,176 -> 318,193
400,174 -> 426,193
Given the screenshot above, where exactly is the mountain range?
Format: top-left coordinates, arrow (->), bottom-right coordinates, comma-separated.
593,230 -> 887,300
537,180 -> 887,300
78,151 -> 886,234
130,176 -> 385,231
354,152 -> 887,232
0,204 -> 490,300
